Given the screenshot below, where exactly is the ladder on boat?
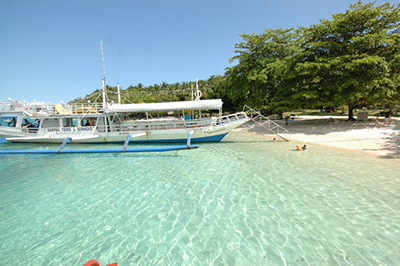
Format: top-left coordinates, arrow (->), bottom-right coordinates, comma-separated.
243,105 -> 290,141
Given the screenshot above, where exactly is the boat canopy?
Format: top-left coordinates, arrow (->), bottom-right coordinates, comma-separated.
106,99 -> 223,112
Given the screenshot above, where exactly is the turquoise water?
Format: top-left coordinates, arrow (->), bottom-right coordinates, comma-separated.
0,132 -> 399,265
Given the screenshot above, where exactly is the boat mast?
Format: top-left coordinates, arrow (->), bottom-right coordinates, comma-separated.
195,79 -> 202,118
100,41 -> 107,108
195,79 -> 202,101
117,82 -> 121,104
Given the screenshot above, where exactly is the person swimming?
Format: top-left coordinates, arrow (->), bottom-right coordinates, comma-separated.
296,145 -> 307,151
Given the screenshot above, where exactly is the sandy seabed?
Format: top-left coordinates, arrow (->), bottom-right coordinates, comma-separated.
234,116 -> 400,159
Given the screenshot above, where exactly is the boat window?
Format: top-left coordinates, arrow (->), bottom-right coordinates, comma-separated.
62,118 -> 73,127
111,115 -> 123,124
41,118 -> 59,128
0,115 -> 17,127
21,118 -> 39,128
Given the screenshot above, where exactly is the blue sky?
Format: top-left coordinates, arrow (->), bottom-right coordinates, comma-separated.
1,0 -> 398,103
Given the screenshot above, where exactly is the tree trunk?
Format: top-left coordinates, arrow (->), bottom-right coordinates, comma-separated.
347,103 -> 356,121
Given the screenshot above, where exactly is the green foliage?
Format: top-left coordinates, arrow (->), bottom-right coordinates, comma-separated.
275,1 -> 400,119
226,28 -> 300,111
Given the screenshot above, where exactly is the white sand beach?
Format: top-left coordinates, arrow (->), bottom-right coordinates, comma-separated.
234,116 -> 400,159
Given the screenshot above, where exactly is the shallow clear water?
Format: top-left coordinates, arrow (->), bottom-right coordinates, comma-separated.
0,132 -> 399,265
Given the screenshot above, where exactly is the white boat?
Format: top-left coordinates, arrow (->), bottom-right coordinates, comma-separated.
1,42 -> 249,144
0,89 -> 249,144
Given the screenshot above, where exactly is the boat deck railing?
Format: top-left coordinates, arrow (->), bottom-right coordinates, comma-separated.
95,112 -> 248,133
0,100 -> 53,114
96,121 -> 188,133
56,103 -> 104,115
0,100 -> 104,116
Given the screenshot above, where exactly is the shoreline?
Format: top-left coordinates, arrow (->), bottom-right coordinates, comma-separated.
234,117 -> 400,159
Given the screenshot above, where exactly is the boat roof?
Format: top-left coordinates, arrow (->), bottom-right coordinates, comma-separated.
106,99 -> 223,112
0,111 -> 104,119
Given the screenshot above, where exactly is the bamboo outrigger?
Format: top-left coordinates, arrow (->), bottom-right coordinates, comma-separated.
0,131 -> 199,155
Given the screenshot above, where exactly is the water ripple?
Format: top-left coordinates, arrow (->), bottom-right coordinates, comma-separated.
1,136 -> 400,264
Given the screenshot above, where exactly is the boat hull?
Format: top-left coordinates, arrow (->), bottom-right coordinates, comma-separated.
4,120 -> 246,144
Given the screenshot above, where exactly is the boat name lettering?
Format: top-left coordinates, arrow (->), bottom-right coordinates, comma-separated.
47,127 -> 93,132
77,127 -> 93,131
205,128 -> 225,134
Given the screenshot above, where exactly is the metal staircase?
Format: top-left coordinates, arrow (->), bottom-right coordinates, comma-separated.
243,105 -> 290,141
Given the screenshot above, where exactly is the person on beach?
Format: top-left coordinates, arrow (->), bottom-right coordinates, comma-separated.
382,112 -> 391,127
373,115 -> 380,128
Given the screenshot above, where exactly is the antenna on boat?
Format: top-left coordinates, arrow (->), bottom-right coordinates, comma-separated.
194,79 -> 202,101
117,82 -> 121,104
100,41 -> 107,108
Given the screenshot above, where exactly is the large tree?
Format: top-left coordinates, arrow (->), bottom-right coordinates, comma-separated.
277,1 -> 400,119
226,28 -> 300,110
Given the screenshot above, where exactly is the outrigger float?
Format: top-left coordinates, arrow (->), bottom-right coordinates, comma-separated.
0,131 -> 198,155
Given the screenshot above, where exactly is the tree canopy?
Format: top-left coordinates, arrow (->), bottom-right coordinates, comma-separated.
227,1 -> 400,119
277,1 -> 400,119
225,28 -> 300,110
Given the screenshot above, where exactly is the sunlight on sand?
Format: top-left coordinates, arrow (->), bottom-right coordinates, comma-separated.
234,117 -> 400,159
